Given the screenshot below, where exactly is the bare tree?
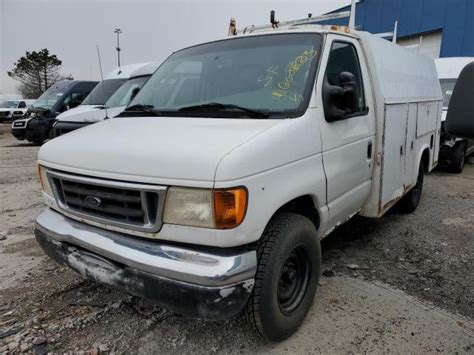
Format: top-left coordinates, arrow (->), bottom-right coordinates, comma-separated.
7,49 -> 73,99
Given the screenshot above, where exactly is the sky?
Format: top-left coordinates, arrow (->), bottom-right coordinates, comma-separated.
0,0 -> 349,94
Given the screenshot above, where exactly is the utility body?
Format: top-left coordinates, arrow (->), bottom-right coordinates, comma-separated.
35,25 -> 442,340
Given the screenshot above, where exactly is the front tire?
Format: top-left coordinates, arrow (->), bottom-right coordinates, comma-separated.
400,162 -> 424,213
244,213 -> 321,341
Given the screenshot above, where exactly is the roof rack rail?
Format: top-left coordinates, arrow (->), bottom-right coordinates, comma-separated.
375,21 -> 398,43
229,0 -> 398,44
234,11 -> 351,35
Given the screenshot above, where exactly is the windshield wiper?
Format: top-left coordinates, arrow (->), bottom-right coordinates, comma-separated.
179,102 -> 270,118
123,104 -> 163,116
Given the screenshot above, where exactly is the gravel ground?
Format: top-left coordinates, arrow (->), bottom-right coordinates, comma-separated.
0,122 -> 473,353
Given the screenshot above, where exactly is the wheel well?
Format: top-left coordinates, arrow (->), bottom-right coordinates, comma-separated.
275,195 -> 320,230
421,148 -> 430,172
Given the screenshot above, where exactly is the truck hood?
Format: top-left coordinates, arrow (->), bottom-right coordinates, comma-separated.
0,108 -> 12,112
39,116 -> 282,185
56,105 -> 124,123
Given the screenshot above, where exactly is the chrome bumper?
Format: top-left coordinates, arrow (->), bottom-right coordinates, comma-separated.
35,209 -> 257,319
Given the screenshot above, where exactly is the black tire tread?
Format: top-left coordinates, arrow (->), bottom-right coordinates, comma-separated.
243,213 -> 306,339
448,142 -> 467,174
399,162 -> 424,213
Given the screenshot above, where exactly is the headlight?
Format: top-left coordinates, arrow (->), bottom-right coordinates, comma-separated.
37,165 -> 53,197
163,187 -> 247,229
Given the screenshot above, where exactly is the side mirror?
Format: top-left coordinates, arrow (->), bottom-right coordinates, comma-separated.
339,72 -> 359,113
446,61 -> 474,138
322,71 -> 359,122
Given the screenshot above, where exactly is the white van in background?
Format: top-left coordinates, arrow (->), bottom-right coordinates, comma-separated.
436,57 -> 474,173
54,63 -> 152,124
0,99 -> 35,122
52,62 -> 159,137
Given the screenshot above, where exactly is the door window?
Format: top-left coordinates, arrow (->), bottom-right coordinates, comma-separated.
61,92 -> 84,111
323,41 -> 366,120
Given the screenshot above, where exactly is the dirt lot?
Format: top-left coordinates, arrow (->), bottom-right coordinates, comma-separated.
0,122 -> 473,353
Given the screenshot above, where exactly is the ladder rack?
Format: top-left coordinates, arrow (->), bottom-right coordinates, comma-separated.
236,11 -> 351,35
231,0 -> 398,44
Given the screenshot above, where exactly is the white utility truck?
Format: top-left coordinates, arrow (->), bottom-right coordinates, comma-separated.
435,57 -> 474,173
35,23 -> 442,341
52,62 -> 159,137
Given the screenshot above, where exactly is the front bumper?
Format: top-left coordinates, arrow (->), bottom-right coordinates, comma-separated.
11,127 -> 26,140
0,112 -> 12,122
35,209 -> 256,320
25,118 -> 53,142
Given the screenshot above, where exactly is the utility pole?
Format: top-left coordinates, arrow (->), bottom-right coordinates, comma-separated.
114,28 -> 122,68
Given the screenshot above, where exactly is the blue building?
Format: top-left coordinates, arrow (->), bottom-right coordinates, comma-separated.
321,0 -> 474,59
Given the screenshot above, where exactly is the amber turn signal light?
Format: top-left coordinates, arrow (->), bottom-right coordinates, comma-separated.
213,188 -> 247,229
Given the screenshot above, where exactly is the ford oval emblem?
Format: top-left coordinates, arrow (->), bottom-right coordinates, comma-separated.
85,195 -> 102,208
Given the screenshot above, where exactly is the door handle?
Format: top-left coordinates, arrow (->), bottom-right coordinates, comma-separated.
367,141 -> 373,159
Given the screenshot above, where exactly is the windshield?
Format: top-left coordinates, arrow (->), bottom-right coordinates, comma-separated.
34,84 -> 69,110
127,33 -> 322,118
0,100 -> 19,108
105,76 -> 149,108
440,79 -> 457,109
83,78 -> 127,105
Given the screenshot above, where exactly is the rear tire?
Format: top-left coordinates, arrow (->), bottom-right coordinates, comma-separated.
244,213 -> 321,341
400,162 -> 424,213
448,142 -> 466,174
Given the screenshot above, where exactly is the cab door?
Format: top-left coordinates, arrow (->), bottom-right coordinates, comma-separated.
317,35 -> 375,223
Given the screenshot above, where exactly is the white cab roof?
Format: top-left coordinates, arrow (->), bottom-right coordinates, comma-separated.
104,62 -> 153,80
435,57 -> 474,79
129,62 -> 160,78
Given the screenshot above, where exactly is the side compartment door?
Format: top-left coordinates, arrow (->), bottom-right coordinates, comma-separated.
318,36 -> 375,223
404,103 -> 417,187
382,104 -> 409,208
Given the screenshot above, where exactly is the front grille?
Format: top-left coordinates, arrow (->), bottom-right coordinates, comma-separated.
48,171 -> 166,233
0,111 -> 10,117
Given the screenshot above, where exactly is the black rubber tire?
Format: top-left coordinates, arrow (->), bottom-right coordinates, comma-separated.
244,213 -> 321,341
448,142 -> 466,174
400,162 -> 424,213
29,139 -> 44,145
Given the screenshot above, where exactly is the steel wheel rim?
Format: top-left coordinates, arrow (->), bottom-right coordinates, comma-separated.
277,244 -> 311,315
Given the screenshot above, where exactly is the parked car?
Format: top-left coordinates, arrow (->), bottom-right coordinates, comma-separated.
435,57 -> 474,173
52,62 -> 159,137
0,99 -> 35,122
11,80 -> 98,143
35,25 -> 441,341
